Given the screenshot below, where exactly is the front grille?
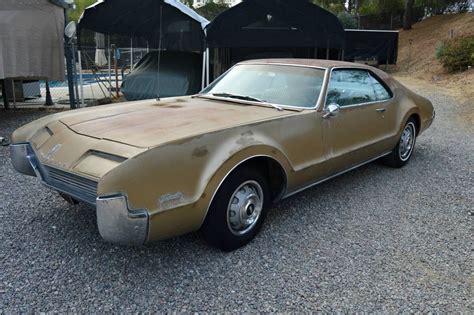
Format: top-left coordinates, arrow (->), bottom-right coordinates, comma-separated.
43,166 -> 98,205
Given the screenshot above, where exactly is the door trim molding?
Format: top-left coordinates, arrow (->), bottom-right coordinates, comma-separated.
283,151 -> 391,199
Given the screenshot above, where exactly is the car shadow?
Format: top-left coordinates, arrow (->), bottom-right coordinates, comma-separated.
21,144 -> 436,281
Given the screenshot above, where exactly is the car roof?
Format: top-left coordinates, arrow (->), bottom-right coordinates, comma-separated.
238,58 -> 390,78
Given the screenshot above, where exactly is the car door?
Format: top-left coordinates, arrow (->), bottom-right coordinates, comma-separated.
321,68 -> 393,173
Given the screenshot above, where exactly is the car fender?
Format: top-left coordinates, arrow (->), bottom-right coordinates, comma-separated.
97,125 -> 293,236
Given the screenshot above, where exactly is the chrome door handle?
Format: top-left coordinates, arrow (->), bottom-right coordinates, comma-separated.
376,108 -> 386,113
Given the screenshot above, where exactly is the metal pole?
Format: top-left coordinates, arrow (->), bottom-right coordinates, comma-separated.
112,44 -> 119,98
64,11 -> 76,109
130,37 -> 134,71
11,80 -> 17,109
206,47 -> 210,86
44,80 -> 54,106
156,5 -> 163,100
78,50 -> 85,107
71,40 -> 80,108
108,35 -> 112,98
407,39 -> 413,71
326,39 -> 330,60
385,42 -> 390,71
201,51 -> 206,90
1,80 -> 10,109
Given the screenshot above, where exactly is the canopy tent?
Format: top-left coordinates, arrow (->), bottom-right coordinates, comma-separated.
204,0 -> 345,81
0,0 -> 65,80
343,30 -> 399,66
206,0 -> 345,49
78,0 -> 209,52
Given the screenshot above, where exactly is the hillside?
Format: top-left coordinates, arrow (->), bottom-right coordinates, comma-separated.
394,13 -> 474,104
393,13 -> 474,125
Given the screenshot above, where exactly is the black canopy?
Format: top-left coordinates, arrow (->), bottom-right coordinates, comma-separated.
78,0 -> 209,52
206,0 -> 345,49
344,30 -> 399,65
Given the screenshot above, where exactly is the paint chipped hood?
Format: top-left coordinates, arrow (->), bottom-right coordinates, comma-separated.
57,96 -> 294,148
12,96 -> 294,179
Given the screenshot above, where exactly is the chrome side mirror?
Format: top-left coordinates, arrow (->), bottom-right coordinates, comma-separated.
323,103 -> 340,118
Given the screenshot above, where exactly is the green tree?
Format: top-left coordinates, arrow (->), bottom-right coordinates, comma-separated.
182,0 -> 194,7
68,0 -> 96,22
311,0 -> 359,28
311,0 -> 347,13
337,11 -> 358,28
416,0 -> 470,14
195,1 -> 229,20
357,0 -> 404,15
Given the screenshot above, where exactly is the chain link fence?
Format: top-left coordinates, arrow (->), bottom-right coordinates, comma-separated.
1,44 -> 151,109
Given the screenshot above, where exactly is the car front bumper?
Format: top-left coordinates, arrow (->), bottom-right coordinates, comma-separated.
96,194 -> 149,245
10,143 -> 149,246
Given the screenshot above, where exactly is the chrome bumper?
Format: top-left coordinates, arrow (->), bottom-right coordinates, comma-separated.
97,194 -> 149,245
11,143 -> 150,246
10,143 -> 36,176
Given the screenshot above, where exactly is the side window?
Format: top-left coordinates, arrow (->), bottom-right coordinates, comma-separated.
326,69 -> 377,107
369,72 -> 392,101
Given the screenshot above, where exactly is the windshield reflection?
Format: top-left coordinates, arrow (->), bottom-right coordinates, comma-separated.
201,64 -> 326,108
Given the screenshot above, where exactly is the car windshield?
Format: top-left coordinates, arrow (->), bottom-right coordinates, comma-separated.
201,64 -> 326,108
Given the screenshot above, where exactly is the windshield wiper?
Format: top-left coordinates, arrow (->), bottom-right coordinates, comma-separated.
211,93 -> 283,111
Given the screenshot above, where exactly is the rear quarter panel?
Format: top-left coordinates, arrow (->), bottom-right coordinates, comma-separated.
384,76 -> 429,143
389,78 -> 435,134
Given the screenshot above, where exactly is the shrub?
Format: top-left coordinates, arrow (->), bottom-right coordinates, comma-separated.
436,35 -> 474,73
435,42 -> 444,60
337,11 -> 358,29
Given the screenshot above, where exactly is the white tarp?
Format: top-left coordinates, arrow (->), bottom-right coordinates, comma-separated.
0,0 -> 65,80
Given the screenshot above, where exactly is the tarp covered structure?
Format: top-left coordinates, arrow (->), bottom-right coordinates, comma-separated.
204,0 -> 346,80
206,0 -> 345,49
0,0 -> 65,80
79,0 -> 209,52
344,30 -> 399,65
121,51 -> 203,100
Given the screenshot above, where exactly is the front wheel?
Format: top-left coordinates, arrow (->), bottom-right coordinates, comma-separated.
382,119 -> 417,168
202,167 -> 270,251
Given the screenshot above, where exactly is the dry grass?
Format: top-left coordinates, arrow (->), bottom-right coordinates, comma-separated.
393,13 -> 474,124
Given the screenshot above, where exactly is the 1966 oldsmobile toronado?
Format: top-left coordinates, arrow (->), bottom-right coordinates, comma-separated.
11,59 -> 435,250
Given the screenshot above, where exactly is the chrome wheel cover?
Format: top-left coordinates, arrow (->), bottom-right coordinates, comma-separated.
227,180 -> 264,236
399,122 -> 416,161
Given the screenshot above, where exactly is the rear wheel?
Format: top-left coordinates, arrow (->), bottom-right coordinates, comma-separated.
383,119 -> 417,168
202,167 -> 270,251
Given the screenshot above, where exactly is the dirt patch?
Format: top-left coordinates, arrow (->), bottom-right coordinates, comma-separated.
394,75 -> 474,126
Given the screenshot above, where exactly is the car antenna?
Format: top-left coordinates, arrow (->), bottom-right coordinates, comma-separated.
156,3 -> 163,102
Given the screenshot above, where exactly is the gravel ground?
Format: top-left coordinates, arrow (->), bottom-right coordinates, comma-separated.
1,87 -> 473,312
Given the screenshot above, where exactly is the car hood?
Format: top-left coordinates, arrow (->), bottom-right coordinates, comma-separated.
59,96 -> 295,148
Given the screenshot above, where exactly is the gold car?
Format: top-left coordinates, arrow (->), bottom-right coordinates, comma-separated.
10,59 -> 435,250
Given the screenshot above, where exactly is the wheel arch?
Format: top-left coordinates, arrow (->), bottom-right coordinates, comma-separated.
398,109 -> 421,138
225,155 -> 288,202
408,113 -> 421,136
200,151 -> 290,228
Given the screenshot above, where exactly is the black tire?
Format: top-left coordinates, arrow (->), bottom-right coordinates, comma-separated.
58,192 -> 80,205
202,166 -> 270,251
382,118 -> 417,168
